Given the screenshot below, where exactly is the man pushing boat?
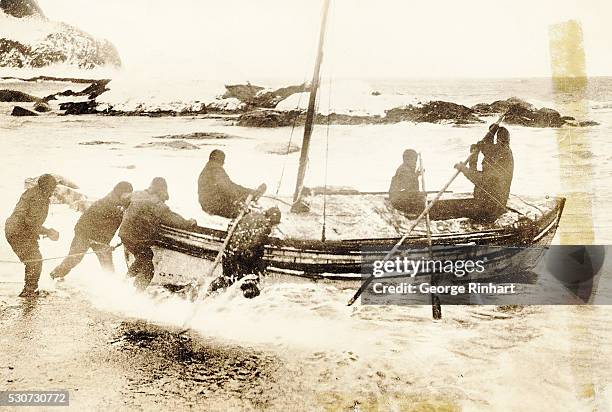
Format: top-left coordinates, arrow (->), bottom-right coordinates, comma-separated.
207,206 -> 281,299
198,149 -> 267,218
50,181 -> 133,279
119,177 -> 197,290
5,174 -> 60,297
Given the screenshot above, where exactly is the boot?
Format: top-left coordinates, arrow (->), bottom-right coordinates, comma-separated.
18,285 -> 39,298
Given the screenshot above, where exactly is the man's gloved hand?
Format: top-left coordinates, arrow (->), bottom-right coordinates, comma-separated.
253,183 -> 267,200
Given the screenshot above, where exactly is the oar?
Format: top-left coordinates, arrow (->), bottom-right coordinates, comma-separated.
190,193 -> 255,301
347,112 -> 507,306
419,153 -> 441,319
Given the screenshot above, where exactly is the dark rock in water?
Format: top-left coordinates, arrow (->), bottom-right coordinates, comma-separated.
472,97 -> 535,116
251,83 -> 309,108
60,100 -> 97,115
256,141 -> 301,155
11,106 -> 38,116
0,0 -> 45,18
385,101 -> 482,124
153,132 -> 237,140
79,140 -> 122,146
238,110 -> 300,127
371,91 -> 381,96
0,89 -> 39,102
223,83 -> 265,103
135,140 -> 200,150
77,79 -> 111,99
472,97 -> 568,127
318,112 -> 382,125
33,100 -> 51,112
577,120 -> 600,127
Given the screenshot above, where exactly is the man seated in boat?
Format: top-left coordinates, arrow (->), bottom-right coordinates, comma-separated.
453,126 -> 514,222
388,149 -> 426,214
208,206 -> 282,299
50,181 -> 133,280
198,149 -> 267,219
119,177 -> 197,290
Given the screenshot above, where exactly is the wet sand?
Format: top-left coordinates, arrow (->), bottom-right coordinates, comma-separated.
0,284 -> 287,411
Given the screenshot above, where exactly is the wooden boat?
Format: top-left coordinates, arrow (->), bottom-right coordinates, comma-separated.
144,0 -> 565,290
150,192 -> 565,286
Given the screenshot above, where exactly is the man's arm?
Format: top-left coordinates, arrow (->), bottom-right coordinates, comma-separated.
159,204 -> 196,230
214,167 -> 254,198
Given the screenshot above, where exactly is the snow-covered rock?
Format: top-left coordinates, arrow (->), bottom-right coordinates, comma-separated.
0,0 -> 121,69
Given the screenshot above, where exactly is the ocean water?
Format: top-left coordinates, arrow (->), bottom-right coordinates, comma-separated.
1,76 -> 612,409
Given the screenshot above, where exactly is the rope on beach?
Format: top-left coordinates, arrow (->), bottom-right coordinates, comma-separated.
0,242 -> 122,264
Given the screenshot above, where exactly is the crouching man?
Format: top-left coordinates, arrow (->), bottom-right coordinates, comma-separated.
5,174 -> 59,297
208,207 -> 281,298
119,178 -> 197,290
50,181 -> 133,279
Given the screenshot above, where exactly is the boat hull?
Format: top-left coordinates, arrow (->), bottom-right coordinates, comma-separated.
145,194 -> 565,287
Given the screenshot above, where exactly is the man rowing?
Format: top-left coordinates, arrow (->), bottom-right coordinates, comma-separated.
454,125 -> 514,222
388,149 -> 426,214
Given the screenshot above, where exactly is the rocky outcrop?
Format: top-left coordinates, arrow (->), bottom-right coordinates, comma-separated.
0,89 -> 38,102
222,83 -> 309,109
471,97 -> 567,128
385,101 -> 482,124
11,105 -> 37,116
223,84 -> 264,103
251,84 -> 309,108
59,100 -> 97,115
237,110 -> 300,127
1,1 -> 121,69
33,100 -> 51,112
0,0 -> 44,18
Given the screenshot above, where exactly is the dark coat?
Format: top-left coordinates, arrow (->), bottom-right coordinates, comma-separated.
222,211 -> 274,279
119,190 -> 193,245
74,193 -> 125,244
5,186 -> 50,240
388,163 -> 420,205
462,142 -> 514,218
198,160 -> 253,218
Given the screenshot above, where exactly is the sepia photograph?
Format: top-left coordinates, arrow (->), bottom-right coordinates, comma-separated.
0,0 -> 611,410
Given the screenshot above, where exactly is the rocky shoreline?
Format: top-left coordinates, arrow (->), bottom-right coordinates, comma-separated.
1,77 -> 600,128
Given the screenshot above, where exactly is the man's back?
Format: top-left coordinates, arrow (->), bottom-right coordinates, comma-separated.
75,194 -> 124,243
198,161 -> 251,218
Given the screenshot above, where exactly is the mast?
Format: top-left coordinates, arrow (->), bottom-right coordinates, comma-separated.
291,0 -> 331,212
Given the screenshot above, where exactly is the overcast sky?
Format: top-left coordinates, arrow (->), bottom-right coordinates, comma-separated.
38,0 -> 611,80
